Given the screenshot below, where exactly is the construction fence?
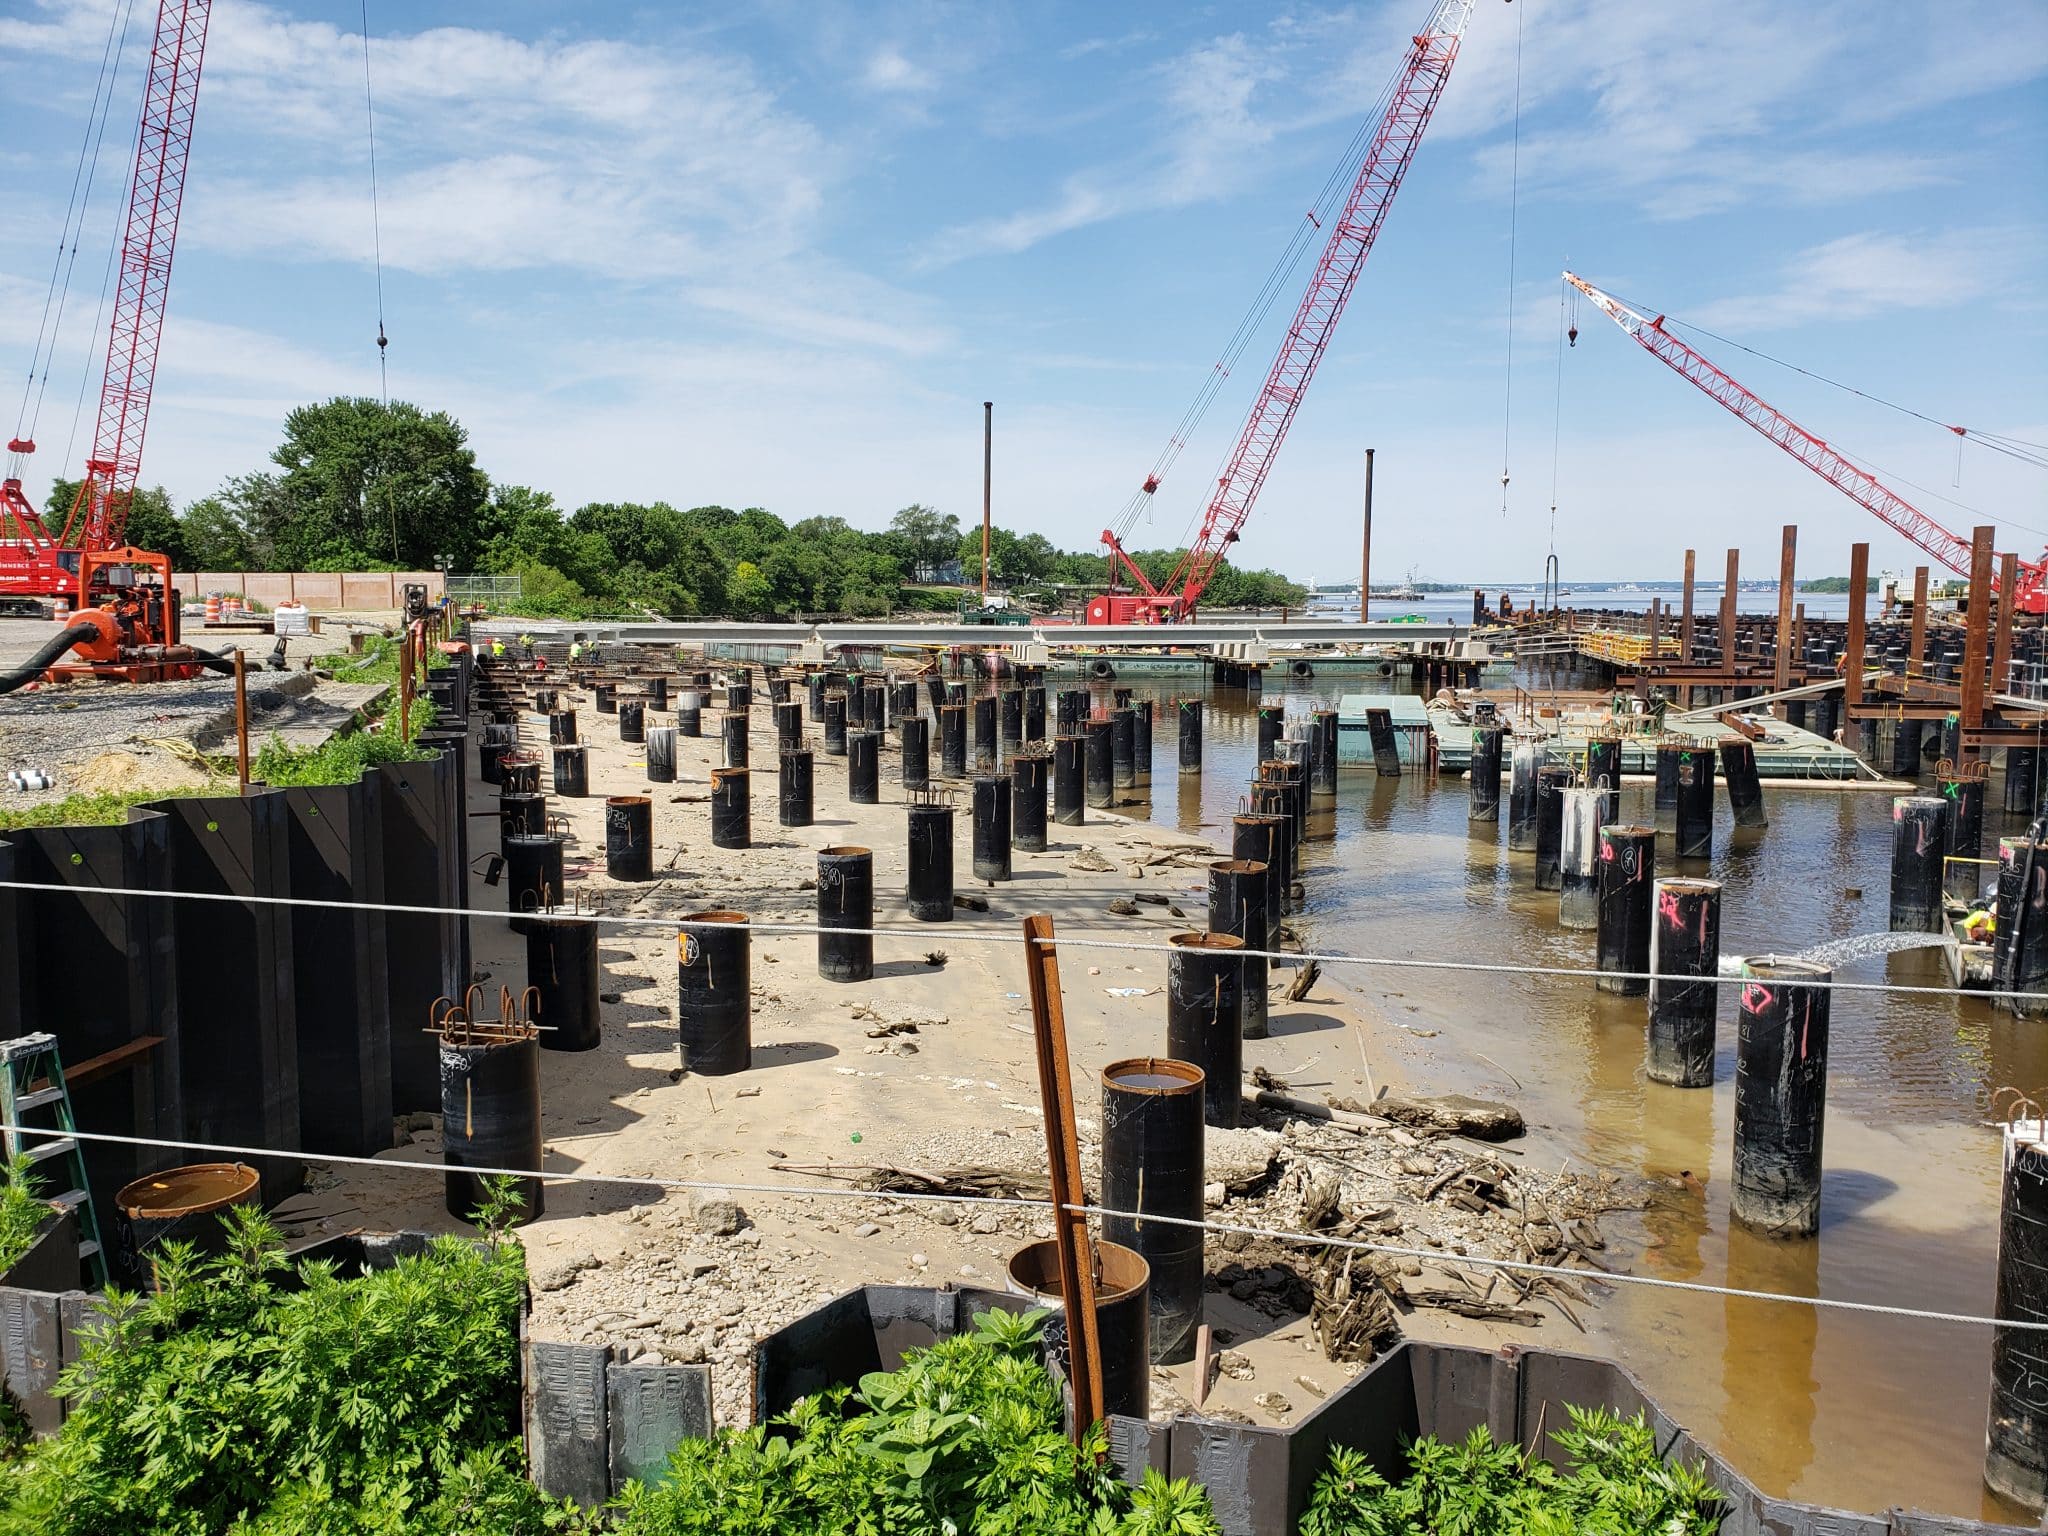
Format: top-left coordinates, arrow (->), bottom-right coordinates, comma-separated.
167,570 -> 447,611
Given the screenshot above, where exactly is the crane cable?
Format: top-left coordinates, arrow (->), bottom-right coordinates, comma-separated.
1547,273 -> 1572,567
1111,59 -> 1408,551
361,0 -> 390,404
1587,276 -> 2047,476
9,0 -> 140,478
1660,314 -> 2048,475
1497,0 -> 1523,519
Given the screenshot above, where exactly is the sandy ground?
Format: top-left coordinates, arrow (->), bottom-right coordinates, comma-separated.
294,661 -> 1639,1429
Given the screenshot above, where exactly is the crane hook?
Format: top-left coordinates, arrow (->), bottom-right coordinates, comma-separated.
377,322 -> 388,353
1567,324 -> 1578,347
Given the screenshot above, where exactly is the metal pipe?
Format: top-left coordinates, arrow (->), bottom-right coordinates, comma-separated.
900,716 -> 930,790
1165,933 -> 1244,1128
722,709 -> 749,769
848,729 -> 880,805
605,796 -> 654,881
1674,744 -> 1715,860
972,775 -> 1013,881
1100,1057 -> 1205,1365
1468,723 -> 1503,823
551,744 -> 587,798
1011,752 -> 1048,853
710,766 -> 751,849
1648,877 -> 1721,1086
1085,719 -> 1114,808
1208,859 -> 1269,1040
677,911 -> 750,1075
1507,738 -> 1541,851
817,846 -> 874,982
779,749 -> 813,828
1595,825 -> 1656,994
1178,698 -> 1203,775
1888,795 -> 1947,933
1732,957 -> 1831,1236
906,803 -> 953,921
1054,734 -> 1085,825
645,725 -> 677,785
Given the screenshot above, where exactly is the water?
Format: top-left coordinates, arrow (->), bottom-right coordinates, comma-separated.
1284,585 -> 1860,623
1084,668 -> 2038,1522
1784,931 -> 1951,969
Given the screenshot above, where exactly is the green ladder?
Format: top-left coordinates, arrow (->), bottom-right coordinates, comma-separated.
0,1034 -> 109,1290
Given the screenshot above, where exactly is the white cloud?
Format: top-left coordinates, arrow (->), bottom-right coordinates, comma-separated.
1688,228 -> 2037,331
922,32 -> 1280,266
928,0 -> 2046,265
862,47 -> 933,95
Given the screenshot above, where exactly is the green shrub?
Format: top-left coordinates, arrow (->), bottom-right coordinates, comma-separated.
0,1185 -> 577,1536
0,786 -> 221,832
608,1307 -> 1219,1535
0,1156 -> 51,1277
1298,1408 -> 1724,1536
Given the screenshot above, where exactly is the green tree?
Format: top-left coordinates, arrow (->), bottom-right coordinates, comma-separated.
42,477 -> 187,566
727,559 -> 772,616
179,493 -> 260,570
264,397 -> 490,569
888,504 -> 960,581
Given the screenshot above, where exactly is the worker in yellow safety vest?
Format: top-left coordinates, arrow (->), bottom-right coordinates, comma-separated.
490,637 -> 505,658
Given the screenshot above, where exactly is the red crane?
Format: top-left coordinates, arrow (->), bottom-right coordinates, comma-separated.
1563,270 -> 2048,614
1,0 -> 212,613
1089,0 -> 1478,624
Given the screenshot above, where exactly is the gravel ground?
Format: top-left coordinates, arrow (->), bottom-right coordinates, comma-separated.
0,613 -> 400,808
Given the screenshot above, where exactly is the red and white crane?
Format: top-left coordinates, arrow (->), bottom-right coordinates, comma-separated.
1563,269 -> 2048,613
1089,0 -> 1478,624
1,0 -> 212,611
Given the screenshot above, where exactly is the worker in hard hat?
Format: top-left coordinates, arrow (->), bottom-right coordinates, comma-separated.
1963,901 -> 1996,943
490,637 -> 505,658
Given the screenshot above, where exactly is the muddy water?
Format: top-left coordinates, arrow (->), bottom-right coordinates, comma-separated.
1084,671 -> 2040,1522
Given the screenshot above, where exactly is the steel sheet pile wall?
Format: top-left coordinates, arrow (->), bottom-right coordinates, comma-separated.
146,794 -> 301,1200
751,1285 -> 2022,1536
283,781 -> 393,1157
0,700 -> 470,1242
380,755 -> 467,1112
0,815 -> 181,1228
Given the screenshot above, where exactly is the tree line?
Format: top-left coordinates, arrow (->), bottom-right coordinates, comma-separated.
77,396 -> 1309,618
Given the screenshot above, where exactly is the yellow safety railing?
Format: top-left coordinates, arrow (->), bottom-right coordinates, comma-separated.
1571,630 -> 1684,666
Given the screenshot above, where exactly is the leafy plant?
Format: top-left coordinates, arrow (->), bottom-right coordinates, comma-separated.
0,1182 -> 578,1535
608,1306 -> 1220,1536
0,786 -> 218,832
0,1156 -> 51,1277
1298,1408 -> 1725,1536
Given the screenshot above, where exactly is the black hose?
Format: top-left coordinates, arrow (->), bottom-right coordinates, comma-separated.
0,624 -> 93,695
182,644 -> 240,677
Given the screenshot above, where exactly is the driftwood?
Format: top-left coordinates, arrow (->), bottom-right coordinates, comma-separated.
1284,959 -> 1323,1001
770,1162 -> 1050,1202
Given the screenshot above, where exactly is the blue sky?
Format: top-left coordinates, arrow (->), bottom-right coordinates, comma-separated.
1,0 -> 2043,584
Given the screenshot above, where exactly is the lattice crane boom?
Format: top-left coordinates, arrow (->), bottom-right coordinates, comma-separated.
66,0 -> 212,552
1091,0 -> 1477,623
1563,269 -> 2046,609
0,0 -> 211,605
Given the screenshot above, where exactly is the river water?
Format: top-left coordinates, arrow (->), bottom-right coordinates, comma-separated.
1094,668 -> 2036,1523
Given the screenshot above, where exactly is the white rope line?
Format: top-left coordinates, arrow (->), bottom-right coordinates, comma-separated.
0,879 -> 2034,1004
11,1122 -> 2043,1334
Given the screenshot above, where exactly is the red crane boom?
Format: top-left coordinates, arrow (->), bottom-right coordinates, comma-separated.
1563,269 -> 2048,613
1090,0 -> 1477,624
1,0 -> 212,604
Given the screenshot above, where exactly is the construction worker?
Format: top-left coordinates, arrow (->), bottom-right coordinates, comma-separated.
1645,689 -> 1669,733
490,636 -> 505,659
1964,901 -> 1996,943
568,638 -> 583,664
